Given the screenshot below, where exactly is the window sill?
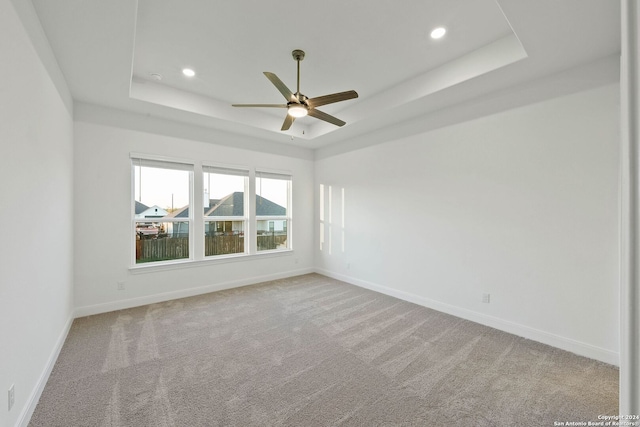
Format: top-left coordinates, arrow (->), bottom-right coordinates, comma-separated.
129,249 -> 294,274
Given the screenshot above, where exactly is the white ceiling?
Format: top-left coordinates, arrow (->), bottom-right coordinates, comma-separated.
31,0 -> 620,152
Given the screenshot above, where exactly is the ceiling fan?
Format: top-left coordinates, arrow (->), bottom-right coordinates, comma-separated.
232,49 -> 358,131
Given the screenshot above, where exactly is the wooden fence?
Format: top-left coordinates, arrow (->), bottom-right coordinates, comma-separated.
257,234 -> 288,251
136,234 -> 288,263
136,237 -> 188,263
205,234 -> 244,256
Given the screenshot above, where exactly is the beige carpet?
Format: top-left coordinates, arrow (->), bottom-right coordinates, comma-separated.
30,273 -> 618,426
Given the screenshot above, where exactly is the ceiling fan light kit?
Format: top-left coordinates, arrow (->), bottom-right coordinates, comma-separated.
288,104 -> 308,118
232,49 -> 358,131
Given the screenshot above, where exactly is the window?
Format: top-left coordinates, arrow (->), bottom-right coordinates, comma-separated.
132,157 -> 193,264
203,166 -> 248,257
256,171 -> 291,251
131,155 -> 292,267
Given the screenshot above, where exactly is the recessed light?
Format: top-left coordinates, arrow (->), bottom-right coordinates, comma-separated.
182,68 -> 195,77
149,73 -> 163,81
430,27 -> 446,39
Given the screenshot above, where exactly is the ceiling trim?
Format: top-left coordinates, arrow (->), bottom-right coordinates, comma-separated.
74,102 -> 315,161
315,54 -> 620,160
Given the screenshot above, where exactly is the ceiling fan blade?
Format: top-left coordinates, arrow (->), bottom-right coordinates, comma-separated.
306,90 -> 359,108
264,72 -> 296,102
307,108 -> 346,127
232,104 -> 287,108
281,114 -> 295,131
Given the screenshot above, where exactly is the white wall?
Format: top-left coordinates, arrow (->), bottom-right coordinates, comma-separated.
0,1 -> 74,426
315,83 -> 620,364
73,117 -> 315,315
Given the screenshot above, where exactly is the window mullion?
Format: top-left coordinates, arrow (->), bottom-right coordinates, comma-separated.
248,169 -> 257,254
192,164 -> 203,261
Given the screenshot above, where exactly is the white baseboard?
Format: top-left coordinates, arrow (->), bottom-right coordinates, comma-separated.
17,311 -> 74,427
75,267 -> 315,318
316,268 -> 619,366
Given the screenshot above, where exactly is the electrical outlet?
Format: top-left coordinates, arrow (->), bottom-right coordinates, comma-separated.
8,384 -> 14,411
482,293 -> 491,304
294,258 -> 299,264
347,263 -> 351,270
117,281 -> 125,291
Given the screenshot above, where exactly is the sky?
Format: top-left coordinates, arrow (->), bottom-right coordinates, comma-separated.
135,166 -> 190,209
135,167 -> 288,210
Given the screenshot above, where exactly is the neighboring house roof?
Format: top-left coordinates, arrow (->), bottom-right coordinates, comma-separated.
166,198 -> 221,218
167,206 -> 189,218
204,198 -> 220,211
167,192 -> 285,218
254,194 -> 286,216
135,200 -> 149,214
164,205 -> 188,219
206,193 -> 242,216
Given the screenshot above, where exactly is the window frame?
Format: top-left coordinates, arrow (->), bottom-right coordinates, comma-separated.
202,164 -> 250,258
131,154 -> 195,266
255,170 -> 292,253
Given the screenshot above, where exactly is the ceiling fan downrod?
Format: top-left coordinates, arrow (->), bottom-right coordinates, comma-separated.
292,49 -> 305,99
